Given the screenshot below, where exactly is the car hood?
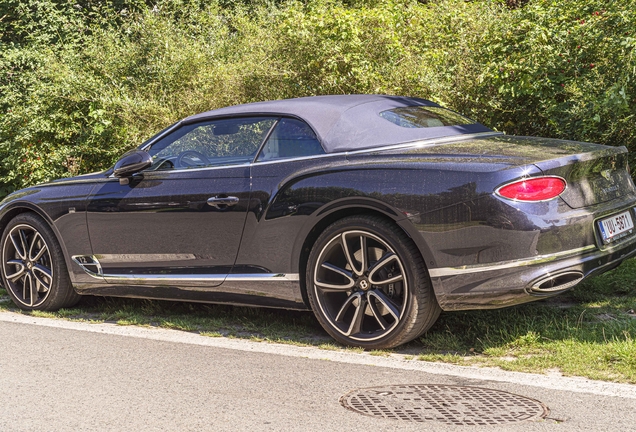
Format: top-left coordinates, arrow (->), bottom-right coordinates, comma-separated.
1,170 -> 109,206
45,170 -> 110,185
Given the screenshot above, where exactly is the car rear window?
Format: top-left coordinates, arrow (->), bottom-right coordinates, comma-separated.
257,118 -> 325,161
379,106 -> 474,128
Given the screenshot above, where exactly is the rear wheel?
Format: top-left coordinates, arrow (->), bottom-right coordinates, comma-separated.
1,213 -> 80,311
306,215 -> 440,349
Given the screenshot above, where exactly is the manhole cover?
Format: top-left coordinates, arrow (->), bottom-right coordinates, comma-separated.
340,384 -> 549,425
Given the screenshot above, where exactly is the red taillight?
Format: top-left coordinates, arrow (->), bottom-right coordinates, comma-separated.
496,177 -> 566,201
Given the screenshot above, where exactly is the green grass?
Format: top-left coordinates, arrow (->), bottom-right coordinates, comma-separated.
1,259 -> 635,383
418,259 -> 636,383
0,292 -> 332,345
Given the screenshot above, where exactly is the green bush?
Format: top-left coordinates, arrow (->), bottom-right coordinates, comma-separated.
0,0 -> 635,197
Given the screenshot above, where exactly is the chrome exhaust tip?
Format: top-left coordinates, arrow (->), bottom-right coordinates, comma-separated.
529,271 -> 584,294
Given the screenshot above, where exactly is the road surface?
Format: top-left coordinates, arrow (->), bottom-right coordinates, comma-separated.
0,313 -> 634,431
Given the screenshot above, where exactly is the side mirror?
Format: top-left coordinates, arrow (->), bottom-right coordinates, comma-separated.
113,150 -> 152,184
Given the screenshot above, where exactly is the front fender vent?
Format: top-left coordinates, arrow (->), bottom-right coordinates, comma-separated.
72,255 -> 103,278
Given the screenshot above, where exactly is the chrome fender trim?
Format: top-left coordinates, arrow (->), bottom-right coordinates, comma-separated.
428,245 -> 597,277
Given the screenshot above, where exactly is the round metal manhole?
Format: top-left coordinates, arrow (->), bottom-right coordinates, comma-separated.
340,384 -> 549,426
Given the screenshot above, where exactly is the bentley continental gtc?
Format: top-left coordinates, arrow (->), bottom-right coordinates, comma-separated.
2,95 -> 636,348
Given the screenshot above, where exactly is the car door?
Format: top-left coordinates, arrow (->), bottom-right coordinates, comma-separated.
85,116 -> 277,287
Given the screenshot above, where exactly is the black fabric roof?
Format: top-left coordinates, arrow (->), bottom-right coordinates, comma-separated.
184,95 -> 492,153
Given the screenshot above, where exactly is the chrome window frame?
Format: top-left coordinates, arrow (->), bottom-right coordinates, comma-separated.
109,131 -> 502,177
137,116 -> 281,172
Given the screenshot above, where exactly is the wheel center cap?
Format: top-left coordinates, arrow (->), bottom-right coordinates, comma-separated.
26,261 -> 33,270
358,278 -> 370,291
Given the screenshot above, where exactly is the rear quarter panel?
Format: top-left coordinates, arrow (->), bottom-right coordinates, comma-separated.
241,136 -> 636,310
241,148 -> 542,277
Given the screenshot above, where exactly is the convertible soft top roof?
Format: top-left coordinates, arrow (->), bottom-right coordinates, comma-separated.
184,95 -> 492,153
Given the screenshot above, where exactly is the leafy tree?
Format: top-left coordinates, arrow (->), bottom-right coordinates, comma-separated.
0,0 -> 634,197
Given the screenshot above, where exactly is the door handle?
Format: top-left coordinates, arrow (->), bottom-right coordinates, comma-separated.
207,196 -> 239,208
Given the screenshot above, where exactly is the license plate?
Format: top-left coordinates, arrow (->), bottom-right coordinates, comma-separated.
598,210 -> 635,244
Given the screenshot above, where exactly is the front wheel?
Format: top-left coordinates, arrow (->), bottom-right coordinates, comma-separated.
306,215 -> 440,349
1,212 -> 80,311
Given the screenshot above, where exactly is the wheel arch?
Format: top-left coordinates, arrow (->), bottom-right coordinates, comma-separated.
295,203 -> 436,309
0,203 -> 73,272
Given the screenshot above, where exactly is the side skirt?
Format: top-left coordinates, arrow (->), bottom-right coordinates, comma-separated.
71,255 -> 308,309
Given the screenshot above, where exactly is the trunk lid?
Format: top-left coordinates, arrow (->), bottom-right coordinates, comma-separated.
520,138 -> 635,208
410,135 -> 635,209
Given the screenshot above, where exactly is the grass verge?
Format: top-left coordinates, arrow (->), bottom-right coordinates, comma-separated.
1,259 -> 635,383
418,259 -> 636,383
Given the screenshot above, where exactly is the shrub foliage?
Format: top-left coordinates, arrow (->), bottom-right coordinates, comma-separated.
0,0 -> 635,196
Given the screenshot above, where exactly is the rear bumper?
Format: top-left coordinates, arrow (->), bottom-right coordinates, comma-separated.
429,232 -> 636,311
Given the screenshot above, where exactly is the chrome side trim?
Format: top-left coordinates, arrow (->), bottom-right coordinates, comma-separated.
104,273 -> 300,285
71,257 -> 300,284
226,273 -> 300,282
102,273 -> 300,284
102,274 -> 225,284
428,245 -> 597,277
100,273 -> 300,282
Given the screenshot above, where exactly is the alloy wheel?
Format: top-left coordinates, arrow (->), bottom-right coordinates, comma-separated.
2,224 -> 54,307
313,230 -> 408,342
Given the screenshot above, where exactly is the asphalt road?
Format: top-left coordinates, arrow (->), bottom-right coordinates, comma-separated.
0,317 -> 635,431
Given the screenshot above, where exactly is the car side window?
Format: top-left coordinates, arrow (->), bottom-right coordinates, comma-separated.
147,117 -> 277,170
257,118 -> 325,161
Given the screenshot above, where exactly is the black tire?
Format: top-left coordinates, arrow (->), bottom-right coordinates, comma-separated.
306,215 -> 441,349
0,212 -> 81,311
